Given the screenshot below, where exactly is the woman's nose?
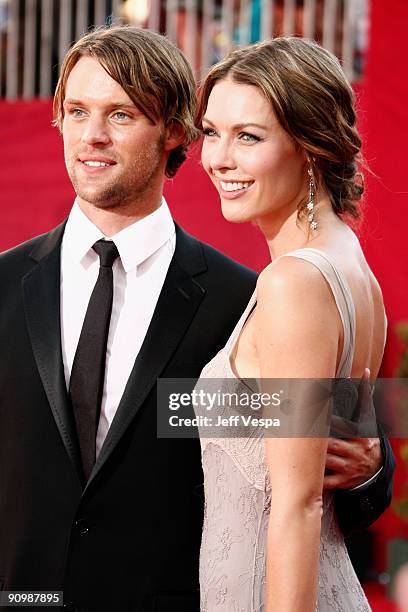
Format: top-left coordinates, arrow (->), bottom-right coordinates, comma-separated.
209,139 -> 237,172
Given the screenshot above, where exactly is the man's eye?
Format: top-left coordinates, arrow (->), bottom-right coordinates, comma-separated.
71,109 -> 85,118
239,132 -> 260,142
202,127 -> 217,137
113,112 -> 130,120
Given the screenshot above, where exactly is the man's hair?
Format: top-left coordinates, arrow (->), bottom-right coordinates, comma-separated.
196,37 -> 363,220
53,25 -> 200,177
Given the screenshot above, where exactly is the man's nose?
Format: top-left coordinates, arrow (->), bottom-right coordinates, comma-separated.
80,115 -> 111,146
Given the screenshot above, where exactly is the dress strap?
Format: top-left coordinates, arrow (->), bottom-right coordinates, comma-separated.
278,248 -> 356,377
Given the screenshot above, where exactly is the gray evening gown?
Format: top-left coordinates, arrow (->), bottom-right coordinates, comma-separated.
195,248 -> 375,612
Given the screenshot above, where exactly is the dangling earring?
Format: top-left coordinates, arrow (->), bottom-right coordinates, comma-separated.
307,166 -> 317,231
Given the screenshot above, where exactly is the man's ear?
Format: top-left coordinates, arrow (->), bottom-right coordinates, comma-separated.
163,120 -> 185,152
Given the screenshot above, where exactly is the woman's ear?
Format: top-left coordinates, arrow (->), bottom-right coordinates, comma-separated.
294,142 -> 309,165
164,120 -> 185,152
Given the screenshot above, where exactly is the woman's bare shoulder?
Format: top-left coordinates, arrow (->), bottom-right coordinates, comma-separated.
256,253 -> 335,310
254,256 -> 340,378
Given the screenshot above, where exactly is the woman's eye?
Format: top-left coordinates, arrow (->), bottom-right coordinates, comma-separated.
202,127 -> 217,137
71,108 -> 85,118
239,132 -> 260,143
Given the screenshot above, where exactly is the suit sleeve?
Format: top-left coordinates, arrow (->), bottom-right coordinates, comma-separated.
334,424 -> 396,535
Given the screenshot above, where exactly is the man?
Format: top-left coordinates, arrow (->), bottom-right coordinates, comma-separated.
0,26 -> 394,611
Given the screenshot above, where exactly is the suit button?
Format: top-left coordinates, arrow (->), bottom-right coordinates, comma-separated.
75,518 -> 90,535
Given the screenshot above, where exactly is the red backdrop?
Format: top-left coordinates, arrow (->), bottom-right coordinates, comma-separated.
353,0 -> 408,578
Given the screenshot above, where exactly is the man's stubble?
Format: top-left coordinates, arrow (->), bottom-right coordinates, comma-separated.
65,131 -> 166,211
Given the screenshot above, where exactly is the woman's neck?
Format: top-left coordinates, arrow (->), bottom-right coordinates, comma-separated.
258,193 -> 342,261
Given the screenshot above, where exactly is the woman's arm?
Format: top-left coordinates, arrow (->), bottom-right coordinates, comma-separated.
254,257 -> 342,611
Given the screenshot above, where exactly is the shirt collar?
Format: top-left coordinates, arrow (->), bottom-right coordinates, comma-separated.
63,197 -> 175,273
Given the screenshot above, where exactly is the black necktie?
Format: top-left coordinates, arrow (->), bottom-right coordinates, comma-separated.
70,239 -> 119,481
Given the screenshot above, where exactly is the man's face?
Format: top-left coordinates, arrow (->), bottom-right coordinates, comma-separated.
62,56 -> 166,210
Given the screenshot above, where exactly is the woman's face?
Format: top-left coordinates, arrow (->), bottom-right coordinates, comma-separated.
201,78 -> 307,227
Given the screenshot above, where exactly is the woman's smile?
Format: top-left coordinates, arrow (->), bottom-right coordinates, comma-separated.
217,178 -> 255,199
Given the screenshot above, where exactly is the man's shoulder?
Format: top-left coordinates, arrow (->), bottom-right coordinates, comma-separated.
201,239 -> 255,273
0,231 -> 49,260
176,226 -> 257,286
0,223 -> 64,276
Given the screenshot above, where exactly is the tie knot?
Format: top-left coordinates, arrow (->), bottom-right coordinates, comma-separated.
92,240 -> 119,268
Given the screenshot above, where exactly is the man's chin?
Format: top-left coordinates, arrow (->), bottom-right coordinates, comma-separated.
75,188 -> 122,209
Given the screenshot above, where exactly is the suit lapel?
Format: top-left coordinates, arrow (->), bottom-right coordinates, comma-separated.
87,226 -> 207,488
22,223 -> 83,483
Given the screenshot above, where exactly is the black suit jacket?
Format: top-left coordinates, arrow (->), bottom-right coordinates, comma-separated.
0,222 -> 395,611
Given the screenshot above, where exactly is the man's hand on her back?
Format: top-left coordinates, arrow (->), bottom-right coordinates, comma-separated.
323,368 -> 383,490
324,436 -> 382,489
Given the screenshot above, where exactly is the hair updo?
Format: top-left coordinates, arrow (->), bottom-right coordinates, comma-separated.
196,37 -> 364,220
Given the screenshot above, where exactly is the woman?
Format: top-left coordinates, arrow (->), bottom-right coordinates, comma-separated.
194,38 -> 386,611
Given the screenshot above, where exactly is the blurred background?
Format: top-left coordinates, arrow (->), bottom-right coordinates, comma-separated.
0,1 -> 407,609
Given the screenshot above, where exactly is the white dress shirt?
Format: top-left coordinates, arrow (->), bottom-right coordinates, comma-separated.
60,198 -> 176,455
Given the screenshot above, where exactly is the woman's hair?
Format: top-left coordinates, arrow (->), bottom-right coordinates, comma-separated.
53,25 -> 201,178
196,37 -> 364,220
